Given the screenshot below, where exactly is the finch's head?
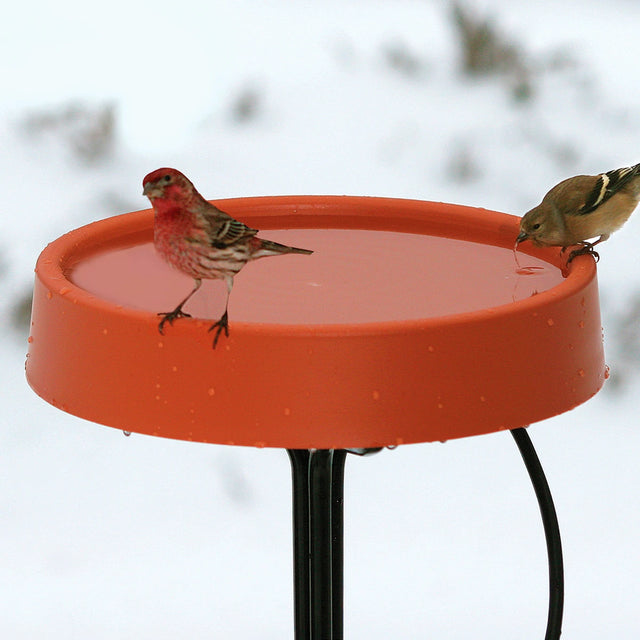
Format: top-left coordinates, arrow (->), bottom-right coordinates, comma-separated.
142,168 -> 196,202
517,206 -> 551,247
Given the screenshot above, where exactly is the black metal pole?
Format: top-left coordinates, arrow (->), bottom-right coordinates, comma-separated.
288,450 -> 311,639
287,449 -> 346,640
289,437 -> 561,639
330,450 -> 346,640
510,428 -> 564,640
309,450 -> 335,639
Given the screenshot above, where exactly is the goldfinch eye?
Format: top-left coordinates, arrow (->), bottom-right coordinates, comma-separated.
163,175 -> 172,182
531,223 -> 541,230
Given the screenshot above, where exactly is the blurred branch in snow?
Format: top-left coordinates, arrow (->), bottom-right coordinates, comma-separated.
381,40 -> 428,78
450,1 -> 533,102
10,290 -> 32,336
446,141 -> 482,183
20,101 -> 117,163
229,83 -> 264,124
605,293 -> 640,392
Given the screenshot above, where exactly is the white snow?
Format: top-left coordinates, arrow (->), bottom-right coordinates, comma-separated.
2,0 -> 640,637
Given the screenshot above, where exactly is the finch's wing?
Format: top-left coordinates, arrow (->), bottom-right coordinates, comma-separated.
579,164 -> 640,215
204,206 -> 259,247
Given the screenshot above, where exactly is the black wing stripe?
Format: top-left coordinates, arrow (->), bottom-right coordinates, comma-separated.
578,164 -> 640,215
580,174 -> 609,214
210,218 -> 259,247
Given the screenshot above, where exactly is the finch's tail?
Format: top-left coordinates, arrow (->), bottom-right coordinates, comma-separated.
253,238 -> 313,259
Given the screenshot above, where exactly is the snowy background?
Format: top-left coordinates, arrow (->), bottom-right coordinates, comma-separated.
2,0 -> 640,637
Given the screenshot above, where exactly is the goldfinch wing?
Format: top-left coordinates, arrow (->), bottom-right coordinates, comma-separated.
579,164 -> 640,215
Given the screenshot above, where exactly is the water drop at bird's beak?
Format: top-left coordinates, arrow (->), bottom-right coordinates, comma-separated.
516,230 -> 528,244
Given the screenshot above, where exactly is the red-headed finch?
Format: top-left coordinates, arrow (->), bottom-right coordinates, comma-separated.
516,163 -> 640,263
143,168 -> 313,347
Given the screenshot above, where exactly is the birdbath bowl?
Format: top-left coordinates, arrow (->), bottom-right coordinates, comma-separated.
26,196 -> 606,639
26,195 -> 605,447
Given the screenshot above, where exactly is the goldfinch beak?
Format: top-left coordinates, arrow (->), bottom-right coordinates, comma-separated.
516,230 -> 528,245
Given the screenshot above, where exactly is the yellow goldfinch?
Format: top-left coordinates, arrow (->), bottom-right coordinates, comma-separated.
516,163 -> 640,262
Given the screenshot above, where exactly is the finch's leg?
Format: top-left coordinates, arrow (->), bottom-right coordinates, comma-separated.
566,235 -> 608,264
208,310 -> 229,348
158,279 -> 202,334
207,276 -> 234,349
566,243 -> 599,264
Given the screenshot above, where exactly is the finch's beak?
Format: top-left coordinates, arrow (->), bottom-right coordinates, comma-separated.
515,230 -> 528,245
143,183 -> 159,199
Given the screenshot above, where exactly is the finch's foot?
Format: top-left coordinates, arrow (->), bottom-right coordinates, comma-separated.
208,310 -> 229,349
157,307 -> 192,334
566,243 -> 600,265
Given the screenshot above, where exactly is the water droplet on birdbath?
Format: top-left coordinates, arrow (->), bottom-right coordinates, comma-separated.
516,266 -> 546,276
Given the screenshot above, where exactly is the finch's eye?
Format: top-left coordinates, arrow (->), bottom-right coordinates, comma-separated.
163,175 -> 172,182
531,223 -> 541,230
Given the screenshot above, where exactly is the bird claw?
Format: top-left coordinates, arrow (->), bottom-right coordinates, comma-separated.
566,244 -> 600,265
208,311 -> 229,349
157,308 -> 192,334
157,305 -> 229,349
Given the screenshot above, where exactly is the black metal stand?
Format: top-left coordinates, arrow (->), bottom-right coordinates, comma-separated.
287,433 -> 564,640
510,428 -> 564,640
288,450 -> 346,640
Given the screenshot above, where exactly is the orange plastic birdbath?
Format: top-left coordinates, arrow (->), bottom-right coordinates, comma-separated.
26,196 -> 605,639
26,196 -> 604,448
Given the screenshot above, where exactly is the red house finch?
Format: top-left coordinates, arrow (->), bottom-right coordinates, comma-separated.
142,168 -> 313,347
516,163 -> 640,263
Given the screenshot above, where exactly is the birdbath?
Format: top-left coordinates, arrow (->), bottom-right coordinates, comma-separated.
26,196 -> 605,639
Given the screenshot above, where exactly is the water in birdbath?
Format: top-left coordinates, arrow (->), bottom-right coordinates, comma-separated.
69,228 -> 563,324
